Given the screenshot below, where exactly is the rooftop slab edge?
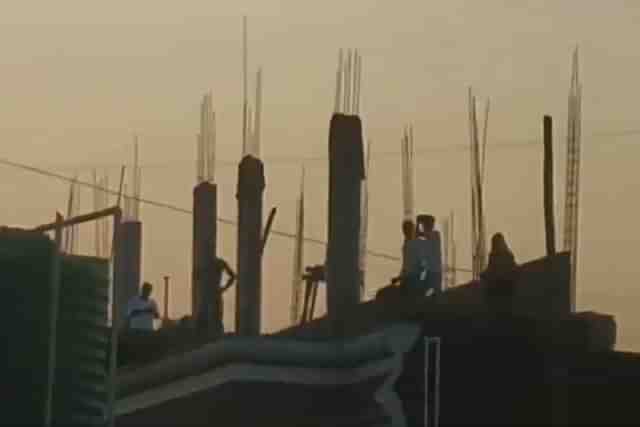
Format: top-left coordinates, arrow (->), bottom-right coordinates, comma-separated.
117,322 -> 422,398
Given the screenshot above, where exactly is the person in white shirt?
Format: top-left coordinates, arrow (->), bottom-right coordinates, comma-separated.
392,219 -> 416,286
126,282 -> 159,331
417,214 -> 443,294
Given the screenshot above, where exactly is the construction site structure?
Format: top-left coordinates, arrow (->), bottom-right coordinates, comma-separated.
326,114 -> 365,335
563,47 -> 582,313
236,155 -> 265,336
193,91 -> 219,332
116,136 -> 143,328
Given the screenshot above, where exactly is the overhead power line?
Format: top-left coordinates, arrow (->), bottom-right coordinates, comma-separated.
0,156 -> 481,270
29,127 -> 640,172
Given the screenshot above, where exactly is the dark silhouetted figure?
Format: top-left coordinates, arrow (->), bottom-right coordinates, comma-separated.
198,256 -> 236,337
416,214 -> 443,295
392,219 -> 416,286
481,233 -> 518,315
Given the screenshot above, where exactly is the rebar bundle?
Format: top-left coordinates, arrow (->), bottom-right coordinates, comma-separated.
241,17 -> 263,159
197,92 -> 216,184
290,168 -> 305,325
63,176 -> 81,254
401,125 -> 415,222
333,48 -> 362,115
563,47 -> 582,312
468,88 -> 489,280
124,137 -> 142,222
93,171 -> 111,258
441,211 -> 457,288
359,139 -> 371,298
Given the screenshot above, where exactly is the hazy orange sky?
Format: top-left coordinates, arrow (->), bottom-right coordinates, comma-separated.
1,1 -> 639,349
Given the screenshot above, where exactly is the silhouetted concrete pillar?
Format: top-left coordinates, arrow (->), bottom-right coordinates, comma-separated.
235,155 -> 265,336
326,114 -> 365,336
192,182 -> 219,334
114,220 -> 142,329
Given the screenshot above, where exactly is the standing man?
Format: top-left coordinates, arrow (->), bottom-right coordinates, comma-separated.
198,256 -> 236,337
122,282 -> 160,365
417,214 -> 443,295
126,282 -> 160,332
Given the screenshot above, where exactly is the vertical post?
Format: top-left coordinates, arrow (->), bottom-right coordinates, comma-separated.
450,211 -> 456,287
106,207 -> 122,427
326,114 -> 365,336
192,182 -> 218,330
543,115 -> 556,256
44,213 -> 63,427
163,276 -> 170,321
424,337 -> 441,427
442,216 -> 449,291
236,155 -> 265,336
260,207 -> 277,255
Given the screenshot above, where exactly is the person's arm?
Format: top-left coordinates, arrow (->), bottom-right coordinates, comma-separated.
221,260 -> 236,292
152,301 -> 160,319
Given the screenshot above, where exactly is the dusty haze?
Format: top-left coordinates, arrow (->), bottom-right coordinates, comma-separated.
1,1 -> 639,350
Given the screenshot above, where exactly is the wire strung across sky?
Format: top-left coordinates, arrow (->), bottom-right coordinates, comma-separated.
29,127 -> 640,172
5,125 -> 636,273
0,155 -> 474,272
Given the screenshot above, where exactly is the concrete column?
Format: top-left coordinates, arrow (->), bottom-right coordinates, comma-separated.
191,182 -> 218,333
326,114 -> 365,336
114,220 -> 142,329
235,155 -> 265,336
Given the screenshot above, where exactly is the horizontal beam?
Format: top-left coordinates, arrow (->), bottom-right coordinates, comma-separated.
33,206 -> 122,233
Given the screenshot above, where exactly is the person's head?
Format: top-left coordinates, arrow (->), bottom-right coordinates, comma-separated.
141,282 -> 153,299
416,214 -> 435,236
491,233 -> 510,253
402,220 -> 415,240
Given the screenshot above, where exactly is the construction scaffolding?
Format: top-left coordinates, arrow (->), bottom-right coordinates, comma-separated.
563,47 -> 582,312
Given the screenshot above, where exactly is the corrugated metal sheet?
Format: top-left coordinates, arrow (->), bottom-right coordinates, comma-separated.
52,254 -> 110,427
0,228 -> 110,427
